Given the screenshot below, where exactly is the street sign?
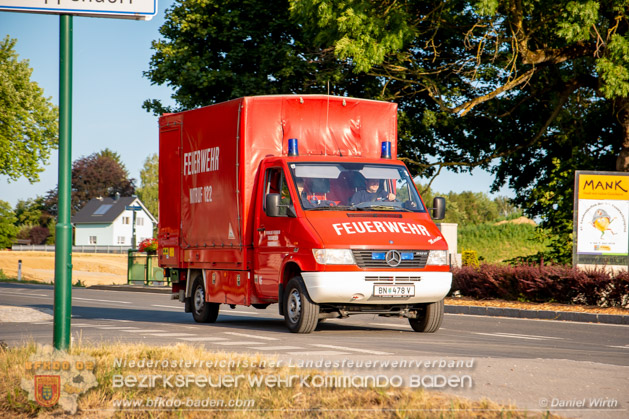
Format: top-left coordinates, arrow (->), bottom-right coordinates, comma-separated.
0,0 -> 158,20
125,205 -> 143,211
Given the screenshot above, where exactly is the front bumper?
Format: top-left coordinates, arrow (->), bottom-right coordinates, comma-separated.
301,271 -> 452,304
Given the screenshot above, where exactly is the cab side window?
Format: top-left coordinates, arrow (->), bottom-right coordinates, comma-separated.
264,167 -> 292,216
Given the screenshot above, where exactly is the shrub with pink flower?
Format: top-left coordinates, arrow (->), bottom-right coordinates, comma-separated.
138,238 -> 158,253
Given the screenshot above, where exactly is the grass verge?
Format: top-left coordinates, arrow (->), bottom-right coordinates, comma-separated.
0,342 -> 559,418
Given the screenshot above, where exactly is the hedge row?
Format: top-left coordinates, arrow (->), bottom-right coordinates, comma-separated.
452,265 -> 629,308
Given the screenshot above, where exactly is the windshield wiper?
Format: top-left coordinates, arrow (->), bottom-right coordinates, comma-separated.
357,205 -> 413,212
303,205 -> 341,211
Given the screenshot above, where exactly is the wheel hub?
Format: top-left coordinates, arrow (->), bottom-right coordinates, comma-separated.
194,287 -> 204,313
287,289 -> 302,323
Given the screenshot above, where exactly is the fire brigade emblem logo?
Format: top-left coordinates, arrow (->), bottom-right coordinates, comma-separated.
34,375 -> 61,407
385,250 -> 401,267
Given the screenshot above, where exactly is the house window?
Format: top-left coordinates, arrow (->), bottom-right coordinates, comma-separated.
137,217 -> 144,226
122,217 -> 131,225
117,236 -> 126,245
89,236 -> 97,245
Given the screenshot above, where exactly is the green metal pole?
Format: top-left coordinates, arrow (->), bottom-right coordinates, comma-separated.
54,14 -> 73,351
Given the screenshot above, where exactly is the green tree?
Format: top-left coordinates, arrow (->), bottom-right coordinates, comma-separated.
419,185 -> 519,225
136,153 -> 159,219
289,0 -> 628,262
14,198 -> 42,226
14,196 -> 53,228
0,36 -> 58,182
143,0 -> 381,114
0,200 -> 18,249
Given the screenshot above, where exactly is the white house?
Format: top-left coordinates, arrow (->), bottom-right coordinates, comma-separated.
72,196 -> 156,247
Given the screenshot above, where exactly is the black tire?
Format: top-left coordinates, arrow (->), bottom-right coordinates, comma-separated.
408,299 -> 444,333
283,276 -> 319,333
191,277 -> 219,323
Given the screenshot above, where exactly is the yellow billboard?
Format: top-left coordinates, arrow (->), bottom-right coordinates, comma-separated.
575,171 -> 629,261
578,174 -> 629,200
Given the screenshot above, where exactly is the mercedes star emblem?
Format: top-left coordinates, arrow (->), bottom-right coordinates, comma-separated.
385,250 -> 401,267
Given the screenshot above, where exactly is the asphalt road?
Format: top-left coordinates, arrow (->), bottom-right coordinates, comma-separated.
1,282 -> 628,418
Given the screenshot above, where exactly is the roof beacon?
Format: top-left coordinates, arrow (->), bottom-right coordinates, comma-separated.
288,138 -> 299,157
381,141 -> 392,159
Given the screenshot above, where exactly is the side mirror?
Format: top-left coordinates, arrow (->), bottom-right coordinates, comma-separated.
265,194 -> 296,218
431,197 -> 446,220
265,193 -> 280,217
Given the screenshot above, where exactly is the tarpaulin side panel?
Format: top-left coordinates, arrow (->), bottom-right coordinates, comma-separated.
178,99 -> 244,261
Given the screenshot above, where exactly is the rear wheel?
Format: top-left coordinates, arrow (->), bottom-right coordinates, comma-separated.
284,276 -> 319,333
191,277 -> 219,323
408,299 -> 444,333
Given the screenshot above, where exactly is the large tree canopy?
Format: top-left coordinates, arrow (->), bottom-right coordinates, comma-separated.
44,151 -> 135,215
0,36 -> 58,182
292,0 -> 628,260
145,0 -> 628,261
142,0 -> 382,114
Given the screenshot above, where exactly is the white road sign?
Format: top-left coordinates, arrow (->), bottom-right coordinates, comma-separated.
0,0 -> 158,20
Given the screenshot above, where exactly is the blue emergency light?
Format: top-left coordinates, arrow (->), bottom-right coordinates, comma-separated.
288,138 -> 299,156
381,141 -> 392,159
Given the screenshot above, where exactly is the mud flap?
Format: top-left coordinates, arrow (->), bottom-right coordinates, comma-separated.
278,284 -> 284,316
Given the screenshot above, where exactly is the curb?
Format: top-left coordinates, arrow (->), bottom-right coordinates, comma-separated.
87,284 -> 629,326
88,284 -> 172,294
445,305 -> 629,325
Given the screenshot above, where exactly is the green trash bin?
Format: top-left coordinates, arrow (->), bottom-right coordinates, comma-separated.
127,250 -> 147,285
127,250 -> 169,286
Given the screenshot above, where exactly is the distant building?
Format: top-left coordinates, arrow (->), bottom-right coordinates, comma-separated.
71,196 -> 156,247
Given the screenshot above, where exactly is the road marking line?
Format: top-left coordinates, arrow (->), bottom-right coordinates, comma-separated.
74,297 -> 131,305
251,346 -> 303,351
1,291 -> 49,297
214,341 -> 267,346
177,337 -> 229,342
222,310 -> 259,316
93,326 -> 140,330
147,333 -> 196,337
0,293 -> 50,300
369,322 -> 412,329
609,345 -> 629,349
286,351 -> 349,356
121,329 -> 164,333
473,332 -> 563,341
151,304 -> 181,309
33,322 -> 52,325
71,323 -> 97,327
310,344 -> 392,355
223,332 -> 279,341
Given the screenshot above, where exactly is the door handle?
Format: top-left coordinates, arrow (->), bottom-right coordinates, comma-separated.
257,226 -> 265,232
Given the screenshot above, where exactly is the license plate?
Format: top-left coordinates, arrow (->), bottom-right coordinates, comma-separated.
373,285 -> 415,297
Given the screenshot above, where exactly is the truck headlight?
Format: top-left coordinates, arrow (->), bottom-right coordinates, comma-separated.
426,250 -> 448,266
312,249 -> 355,265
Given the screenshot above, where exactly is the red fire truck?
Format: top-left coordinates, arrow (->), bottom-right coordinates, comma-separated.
158,95 -> 451,333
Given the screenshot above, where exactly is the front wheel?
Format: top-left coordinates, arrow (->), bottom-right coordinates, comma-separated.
284,276 -> 319,333
408,300 -> 444,333
191,277 -> 219,323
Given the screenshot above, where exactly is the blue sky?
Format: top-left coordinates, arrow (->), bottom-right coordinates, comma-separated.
0,2 -> 512,208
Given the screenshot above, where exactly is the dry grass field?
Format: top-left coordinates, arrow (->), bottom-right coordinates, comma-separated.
0,251 -> 128,286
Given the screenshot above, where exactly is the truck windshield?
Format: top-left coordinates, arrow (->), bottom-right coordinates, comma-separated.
288,162 -> 427,212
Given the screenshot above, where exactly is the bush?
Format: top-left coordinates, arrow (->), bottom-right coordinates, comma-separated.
452,264 -> 629,308
461,250 -> 480,267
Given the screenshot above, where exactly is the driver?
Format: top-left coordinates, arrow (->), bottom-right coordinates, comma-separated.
349,178 -> 396,205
